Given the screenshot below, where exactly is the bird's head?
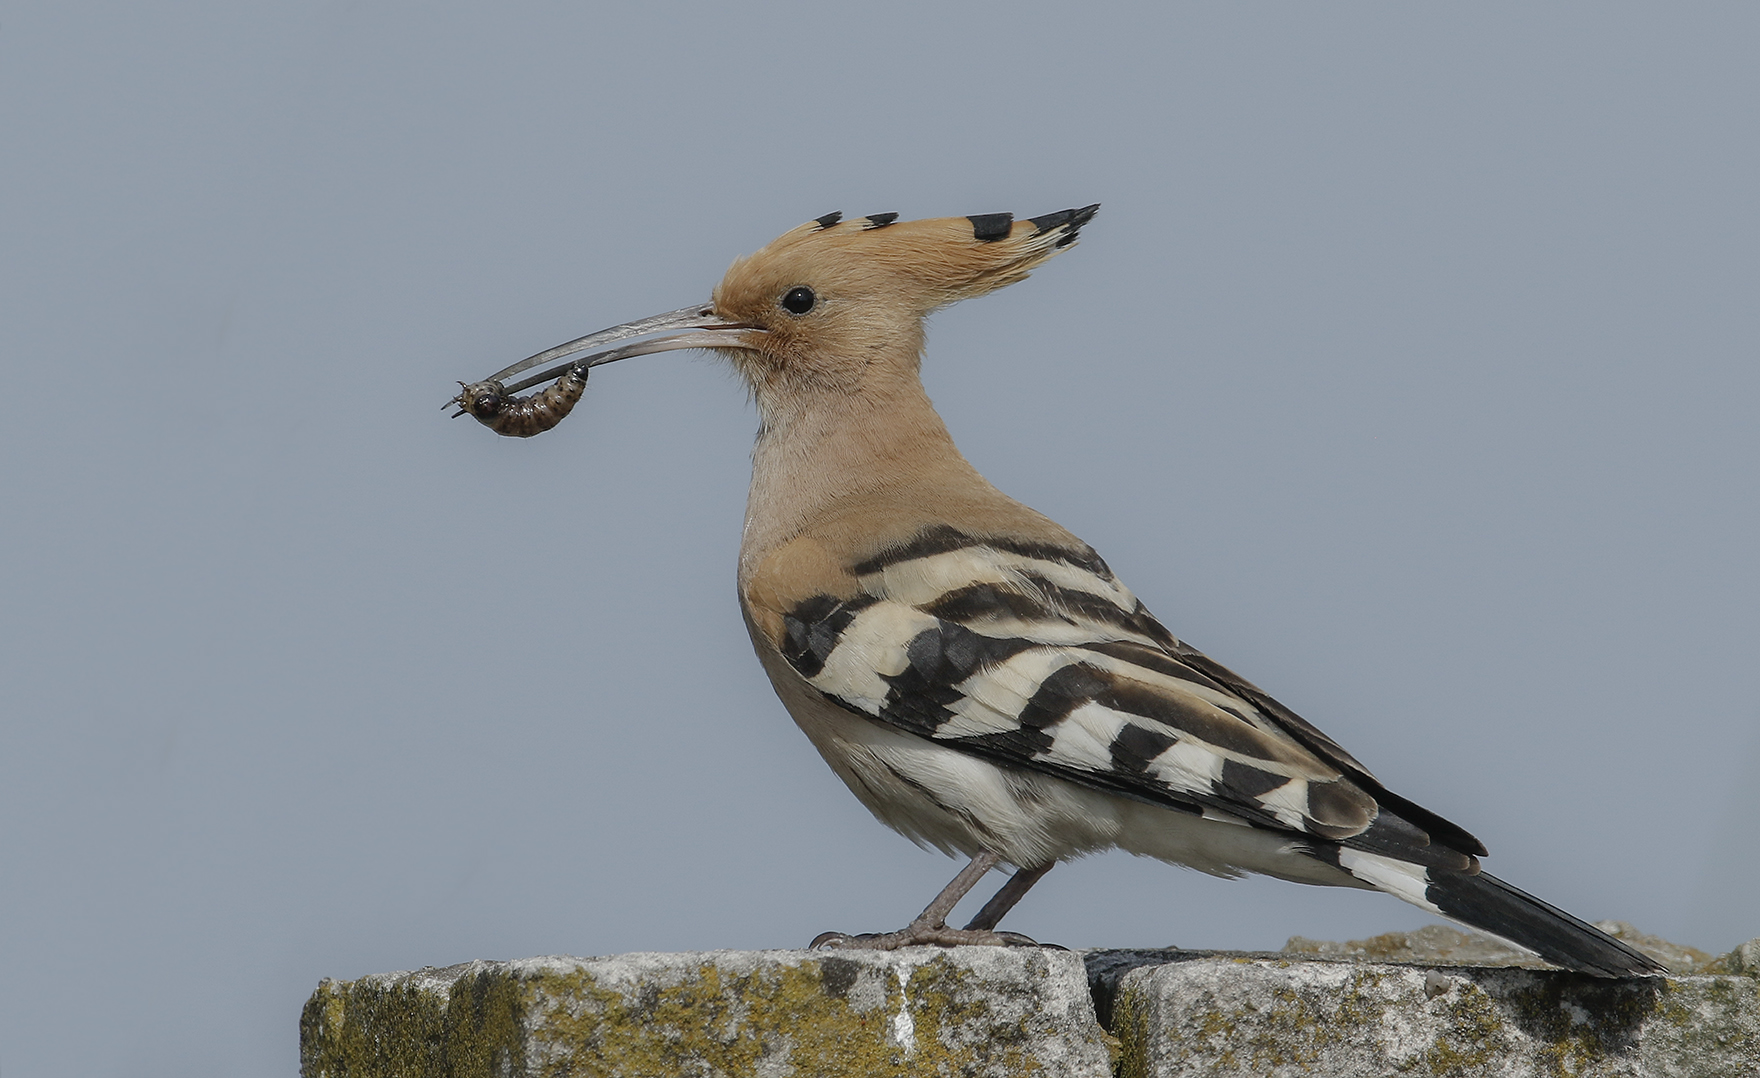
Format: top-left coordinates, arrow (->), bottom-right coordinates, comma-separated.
470,207 -> 1097,416
709,208 -> 1099,398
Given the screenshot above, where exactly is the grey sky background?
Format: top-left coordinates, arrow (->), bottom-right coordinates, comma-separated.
3,3 -> 1756,1075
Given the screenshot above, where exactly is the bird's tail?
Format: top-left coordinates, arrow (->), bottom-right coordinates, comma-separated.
1423,868 -> 1666,978
1330,844 -> 1666,978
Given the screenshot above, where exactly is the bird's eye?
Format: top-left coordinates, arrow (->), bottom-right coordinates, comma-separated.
781,286 -> 816,315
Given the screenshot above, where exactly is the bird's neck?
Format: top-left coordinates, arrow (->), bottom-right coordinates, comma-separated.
739,375 -> 981,582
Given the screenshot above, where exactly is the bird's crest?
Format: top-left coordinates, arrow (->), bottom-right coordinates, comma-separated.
716,205 -> 1099,313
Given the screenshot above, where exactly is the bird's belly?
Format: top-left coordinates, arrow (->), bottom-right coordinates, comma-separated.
798,699 -> 1127,866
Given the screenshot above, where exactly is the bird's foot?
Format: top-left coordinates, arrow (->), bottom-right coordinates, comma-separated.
809,920 -> 1040,951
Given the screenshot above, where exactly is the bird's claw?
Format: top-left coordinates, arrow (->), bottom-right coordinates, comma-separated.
809,920 -> 1044,951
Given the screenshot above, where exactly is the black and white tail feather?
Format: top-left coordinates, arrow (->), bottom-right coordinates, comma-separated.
1428,870 -> 1661,978
778,526 -> 1665,978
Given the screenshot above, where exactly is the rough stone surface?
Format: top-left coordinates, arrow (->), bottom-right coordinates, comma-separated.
299,947 -> 1113,1078
1087,951 -> 1760,1078
302,931 -> 1760,1077
1281,921 -> 1721,974
1285,924 -> 1550,969
1704,937 -> 1760,977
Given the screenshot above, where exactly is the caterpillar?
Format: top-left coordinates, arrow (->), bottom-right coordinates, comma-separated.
449,366 -> 587,438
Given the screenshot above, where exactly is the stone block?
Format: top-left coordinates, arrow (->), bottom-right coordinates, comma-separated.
1086,950 -> 1760,1078
299,947 -> 1113,1078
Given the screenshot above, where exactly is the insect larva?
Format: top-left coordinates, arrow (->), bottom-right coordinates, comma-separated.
449,367 -> 587,438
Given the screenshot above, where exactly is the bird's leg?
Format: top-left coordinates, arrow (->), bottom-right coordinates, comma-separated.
962,862 -> 1053,931
809,852 -> 1044,950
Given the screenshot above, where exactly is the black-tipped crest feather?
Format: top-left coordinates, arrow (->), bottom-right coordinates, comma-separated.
1029,204 -> 1100,234
966,213 -> 1014,241
1029,204 -> 1101,247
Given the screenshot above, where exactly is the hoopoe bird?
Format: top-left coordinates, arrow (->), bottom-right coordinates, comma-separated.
464,207 -> 1663,977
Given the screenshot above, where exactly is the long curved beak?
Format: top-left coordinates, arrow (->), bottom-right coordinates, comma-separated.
476,303 -> 763,395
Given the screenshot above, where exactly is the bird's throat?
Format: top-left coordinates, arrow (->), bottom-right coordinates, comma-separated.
740,379 -> 975,580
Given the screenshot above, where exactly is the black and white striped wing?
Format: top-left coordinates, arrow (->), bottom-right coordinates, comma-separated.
778,527 -> 1477,868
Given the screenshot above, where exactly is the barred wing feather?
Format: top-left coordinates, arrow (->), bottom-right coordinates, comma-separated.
777,528 -> 1478,871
